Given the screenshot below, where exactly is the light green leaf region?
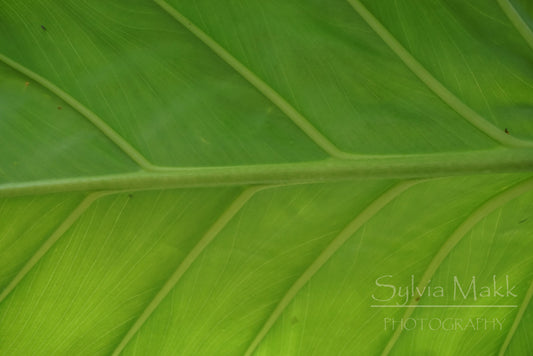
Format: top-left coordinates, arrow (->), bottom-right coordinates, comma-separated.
0,0 -> 532,355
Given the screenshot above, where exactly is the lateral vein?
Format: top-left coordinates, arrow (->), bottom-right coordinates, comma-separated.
0,192 -> 107,304
381,177 -> 533,356
346,0 -> 533,148
499,279 -> 533,356
498,0 -> 533,51
244,180 -> 420,356
0,53 -> 157,171
152,0 -> 358,160
111,185 -> 267,356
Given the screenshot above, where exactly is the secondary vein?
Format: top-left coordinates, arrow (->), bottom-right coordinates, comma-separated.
498,0 -> 533,51
381,176 -> 533,356
346,0 -> 533,149
0,192 -> 108,304
0,53 -> 156,171
244,180 -> 419,356
499,278 -> 533,356
151,0 -> 359,160
111,185 -> 267,356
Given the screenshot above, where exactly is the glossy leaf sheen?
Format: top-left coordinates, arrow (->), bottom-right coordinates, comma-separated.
0,0 -> 533,355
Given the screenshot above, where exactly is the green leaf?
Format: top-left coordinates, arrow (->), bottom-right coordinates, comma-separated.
1,0 -> 532,355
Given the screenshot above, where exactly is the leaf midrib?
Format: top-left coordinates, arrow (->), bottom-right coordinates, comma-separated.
2,148 -> 533,198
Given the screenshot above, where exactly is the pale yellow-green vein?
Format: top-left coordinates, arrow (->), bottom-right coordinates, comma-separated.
0,192 -> 107,304
499,279 -> 533,356
346,0 -> 533,149
2,148 -> 533,198
151,0 -> 360,160
244,180 -> 420,356
498,0 -> 533,51
381,177 -> 533,356
0,53 -> 156,171
111,185 -> 268,356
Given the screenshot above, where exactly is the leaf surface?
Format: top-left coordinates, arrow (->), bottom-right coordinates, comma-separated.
1,0 -> 533,355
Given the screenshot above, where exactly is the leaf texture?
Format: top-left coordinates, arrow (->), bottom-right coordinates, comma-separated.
0,0 -> 533,355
